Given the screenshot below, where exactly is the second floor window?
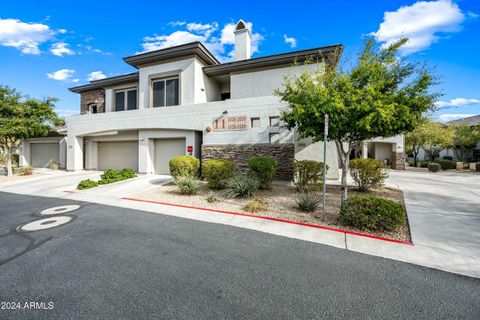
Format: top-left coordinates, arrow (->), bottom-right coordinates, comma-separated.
152,77 -> 179,107
115,88 -> 137,111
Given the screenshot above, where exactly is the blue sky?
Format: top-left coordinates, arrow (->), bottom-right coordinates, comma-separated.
1,0 -> 479,122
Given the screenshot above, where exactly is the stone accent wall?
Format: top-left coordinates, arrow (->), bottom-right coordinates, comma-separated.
80,89 -> 105,114
391,152 -> 406,170
202,143 -> 295,181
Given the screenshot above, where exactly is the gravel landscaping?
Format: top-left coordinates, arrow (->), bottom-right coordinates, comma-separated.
134,182 -> 411,242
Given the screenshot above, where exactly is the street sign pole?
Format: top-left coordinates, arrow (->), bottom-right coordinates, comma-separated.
323,114 -> 328,215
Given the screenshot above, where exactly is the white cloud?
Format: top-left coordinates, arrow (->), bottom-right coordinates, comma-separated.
371,0 -> 465,54
435,98 -> 480,109
50,42 -> 75,56
87,71 -> 107,81
439,113 -> 477,122
140,20 -> 263,62
284,34 -> 297,48
0,18 -> 54,54
46,69 -> 76,82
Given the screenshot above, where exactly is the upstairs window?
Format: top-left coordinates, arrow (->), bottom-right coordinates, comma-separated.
152,77 -> 179,107
115,88 -> 137,111
88,104 -> 98,114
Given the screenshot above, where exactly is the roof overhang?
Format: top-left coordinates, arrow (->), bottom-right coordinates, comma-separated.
123,42 -> 219,68
203,44 -> 343,77
69,72 -> 139,93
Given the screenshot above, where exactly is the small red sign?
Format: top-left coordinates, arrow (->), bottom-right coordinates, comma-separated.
187,146 -> 193,153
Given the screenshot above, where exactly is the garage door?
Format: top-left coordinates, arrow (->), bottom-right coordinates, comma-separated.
31,143 -> 59,168
154,138 -> 186,174
98,141 -> 138,171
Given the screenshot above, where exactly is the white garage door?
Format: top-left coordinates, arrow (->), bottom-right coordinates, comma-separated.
154,138 -> 186,174
98,141 -> 138,171
31,143 -> 59,168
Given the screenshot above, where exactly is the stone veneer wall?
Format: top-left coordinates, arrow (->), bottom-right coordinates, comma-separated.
391,152 -> 406,170
202,143 -> 295,181
80,89 -> 105,115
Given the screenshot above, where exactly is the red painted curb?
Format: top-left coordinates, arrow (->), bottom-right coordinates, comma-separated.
122,197 -> 414,246
63,190 -> 76,193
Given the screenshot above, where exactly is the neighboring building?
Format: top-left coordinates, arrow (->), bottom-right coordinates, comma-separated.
19,127 -> 67,169
19,20 -> 405,178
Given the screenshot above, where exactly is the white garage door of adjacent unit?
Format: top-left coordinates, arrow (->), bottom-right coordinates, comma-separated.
154,138 -> 186,174
98,141 -> 139,171
31,143 -> 59,168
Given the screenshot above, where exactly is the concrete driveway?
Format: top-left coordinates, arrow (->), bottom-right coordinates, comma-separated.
1,192 -> 479,319
387,170 -> 480,273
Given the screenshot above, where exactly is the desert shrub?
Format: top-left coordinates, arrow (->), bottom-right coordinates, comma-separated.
244,198 -> 268,213
18,165 -> 33,176
349,158 -> 388,192
442,156 -> 453,161
294,160 -> 328,191
169,156 -> 199,178
224,174 -> 259,199
417,160 -> 429,168
428,163 -> 441,172
47,160 -> 59,170
120,168 -> 137,179
296,191 -> 321,213
340,196 -> 404,231
437,159 -> 455,170
175,176 -> 200,195
77,179 -> 99,190
99,168 -> 137,184
205,192 -> 217,203
248,156 -> 277,189
476,163 -> 480,172
203,159 -> 235,189
406,158 -> 415,167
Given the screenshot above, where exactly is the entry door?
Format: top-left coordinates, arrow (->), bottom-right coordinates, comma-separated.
154,138 -> 186,174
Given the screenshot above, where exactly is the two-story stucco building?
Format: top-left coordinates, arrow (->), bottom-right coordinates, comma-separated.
19,20 -> 405,180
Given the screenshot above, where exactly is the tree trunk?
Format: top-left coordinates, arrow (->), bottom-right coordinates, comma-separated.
6,147 -> 13,177
335,140 -> 350,203
412,146 -> 419,167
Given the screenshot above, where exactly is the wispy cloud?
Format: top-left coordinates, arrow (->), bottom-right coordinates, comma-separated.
435,98 -> 480,109
87,71 -> 107,81
50,42 -> 75,57
439,113 -> 477,122
47,69 -> 78,82
283,34 -> 297,48
140,20 -> 263,62
371,0 -> 466,55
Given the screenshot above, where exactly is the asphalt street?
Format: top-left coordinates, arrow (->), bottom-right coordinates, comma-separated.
0,192 -> 479,320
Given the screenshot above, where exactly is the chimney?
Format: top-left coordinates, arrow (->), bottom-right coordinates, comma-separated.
234,19 -> 251,61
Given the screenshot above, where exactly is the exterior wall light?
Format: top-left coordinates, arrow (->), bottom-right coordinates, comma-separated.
222,110 -> 228,115
206,127 -> 212,132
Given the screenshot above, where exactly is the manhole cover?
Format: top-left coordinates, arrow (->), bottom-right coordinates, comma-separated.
40,205 -> 80,216
18,216 -> 73,232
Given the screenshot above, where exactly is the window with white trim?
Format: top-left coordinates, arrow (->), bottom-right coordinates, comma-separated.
114,88 -> 137,111
88,104 -> 98,114
152,77 -> 179,107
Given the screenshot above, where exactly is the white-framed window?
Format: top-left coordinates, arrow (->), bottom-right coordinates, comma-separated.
152,76 -> 179,107
88,104 -> 98,114
250,117 -> 260,128
269,133 -> 280,144
114,88 -> 137,111
269,116 -> 280,127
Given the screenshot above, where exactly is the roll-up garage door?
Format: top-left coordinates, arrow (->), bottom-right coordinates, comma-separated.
31,143 -> 59,168
154,138 -> 186,174
97,141 -> 139,171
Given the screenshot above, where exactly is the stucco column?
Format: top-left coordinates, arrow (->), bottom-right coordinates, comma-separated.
362,142 -> 368,159
19,141 -> 30,166
67,135 -> 83,171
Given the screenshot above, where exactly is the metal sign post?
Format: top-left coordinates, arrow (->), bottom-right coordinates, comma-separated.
323,114 -> 328,215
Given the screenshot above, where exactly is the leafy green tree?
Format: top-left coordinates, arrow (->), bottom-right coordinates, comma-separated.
452,124 -> 480,161
0,85 -> 63,176
277,38 -> 439,202
406,120 -> 454,163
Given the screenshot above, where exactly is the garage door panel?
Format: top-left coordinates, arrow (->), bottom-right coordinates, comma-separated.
154,138 -> 186,174
98,141 -> 138,171
31,143 -> 59,168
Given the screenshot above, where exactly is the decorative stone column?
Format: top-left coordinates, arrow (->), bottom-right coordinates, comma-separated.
391,151 -> 406,170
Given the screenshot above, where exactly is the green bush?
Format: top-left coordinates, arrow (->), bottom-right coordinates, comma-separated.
294,160 -> 328,191
224,174 -> 259,198
442,156 -> 453,161
169,156 -> 199,178
406,158 -> 415,167
175,176 -> 200,195
77,179 -> 99,190
248,156 -> 277,189
18,165 -> 33,176
428,163 -> 441,172
349,158 -> 388,192
120,168 -> 137,179
340,196 -> 404,231
476,163 -> 480,172
206,192 -> 217,203
296,191 -> 321,213
437,159 -> 455,170
98,168 -> 137,184
202,159 -> 235,189
417,160 -> 429,168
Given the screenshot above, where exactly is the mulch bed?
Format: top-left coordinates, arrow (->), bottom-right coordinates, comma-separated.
134,182 -> 411,242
